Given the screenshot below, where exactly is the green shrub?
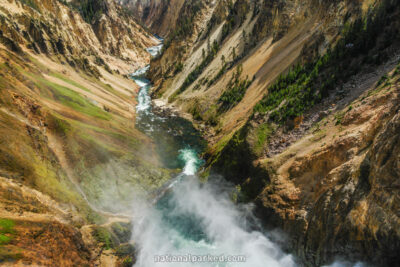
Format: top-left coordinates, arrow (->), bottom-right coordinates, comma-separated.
121,257 -> 134,267
335,111 -> 345,125
188,103 -> 203,121
174,62 -> 184,74
256,123 -> 273,147
204,105 -> 219,126
47,114 -> 71,137
0,219 -> 15,245
111,222 -> 132,244
377,74 -> 389,87
218,64 -> 252,112
92,226 -> 117,250
76,0 -> 108,24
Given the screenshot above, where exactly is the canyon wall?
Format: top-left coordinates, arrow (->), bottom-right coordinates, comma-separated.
149,0 -> 400,265
0,0 -> 168,265
117,0 -> 186,37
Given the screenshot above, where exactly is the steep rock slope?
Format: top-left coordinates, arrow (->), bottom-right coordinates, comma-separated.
1,0 -> 156,73
148,0 -> 220,89
149,0 -> 366,137
253,64 -> 400,266
148,0 -> 400,265
0,0 -> 167,265
117,0 -> 186,37
205,1 -> 400,265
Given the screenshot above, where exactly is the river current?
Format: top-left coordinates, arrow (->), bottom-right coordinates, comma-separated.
129,41 -> 364,267
129,43 -> 295,267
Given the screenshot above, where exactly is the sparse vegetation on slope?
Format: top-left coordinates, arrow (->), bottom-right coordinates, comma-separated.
169,40 -> 221,101
162,0 -> 204,51
221,0 -> 250,41
56,0 -> 109,24
218,64 -> 252,112
0,0 -> 171,263
77,0 -> 109,24
254,0 -> 400,124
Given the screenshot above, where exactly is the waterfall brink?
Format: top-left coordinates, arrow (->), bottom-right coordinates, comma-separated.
130,148 -> 296,267
178,148 -> 201,176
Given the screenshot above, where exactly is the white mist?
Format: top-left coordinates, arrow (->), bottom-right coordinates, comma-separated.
130,149 -> 295,267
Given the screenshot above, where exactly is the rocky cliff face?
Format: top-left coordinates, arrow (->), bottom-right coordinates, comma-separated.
147,0 -> 218,89
117,0 -> 186,37
1,0 -> 156,73
148,0 -> 400,265
148,0 -> 363,125
0,0 -> 167,265
254,66 -> 400,266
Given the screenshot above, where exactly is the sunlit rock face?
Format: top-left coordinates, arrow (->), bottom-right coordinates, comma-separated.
1,0 -> 399,266
141,0 -> 400,265
0,0 -> 165,265
117,0 -> 186,37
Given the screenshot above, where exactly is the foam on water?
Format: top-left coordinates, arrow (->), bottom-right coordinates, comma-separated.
147,44 -> 163,57
133,77 -> 150,88
131,66 -> 152,114
178,148 -> 202,176
131,149 -> 296,267
132,65 -> 150,77
136,84 -> 152,113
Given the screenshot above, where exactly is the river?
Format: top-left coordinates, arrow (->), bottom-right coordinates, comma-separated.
129,43 -> 296,267
128,38 -> 370,267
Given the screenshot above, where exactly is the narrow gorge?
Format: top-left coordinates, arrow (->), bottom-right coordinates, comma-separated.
0,0 -> 399,266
